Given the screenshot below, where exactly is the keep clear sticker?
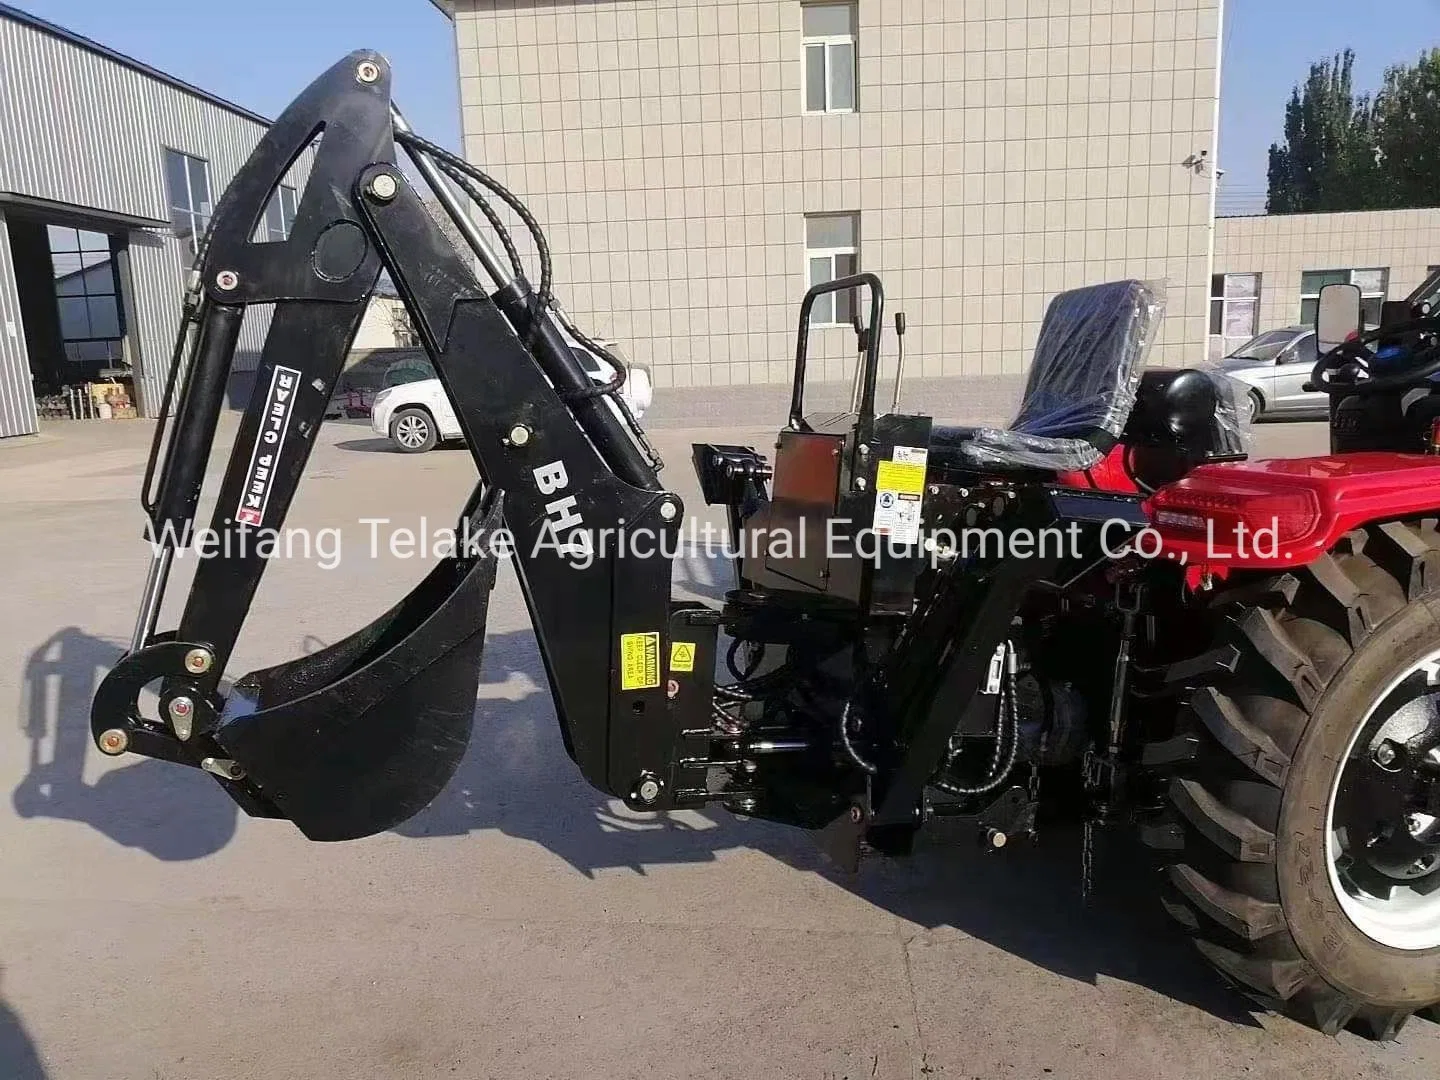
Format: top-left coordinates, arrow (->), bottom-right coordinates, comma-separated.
620,632 -> 661,690
872,446 -> 928,545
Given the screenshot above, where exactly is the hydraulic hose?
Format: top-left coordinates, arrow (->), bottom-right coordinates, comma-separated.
933,642 -> 1021,797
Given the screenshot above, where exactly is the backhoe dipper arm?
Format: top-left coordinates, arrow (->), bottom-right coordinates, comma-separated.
356,164 -> 685,796
92,51 -> 703,840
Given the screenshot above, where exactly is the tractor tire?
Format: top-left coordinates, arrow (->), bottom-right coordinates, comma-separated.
1144,521 -> 1440,1039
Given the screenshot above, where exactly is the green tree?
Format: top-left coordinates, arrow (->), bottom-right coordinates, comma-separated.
1369,49 -> 1440,210
1266,50 -> 1377,213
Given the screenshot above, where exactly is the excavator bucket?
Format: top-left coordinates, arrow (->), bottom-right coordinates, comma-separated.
211,499 -> 504,841
91,487 -> 505,841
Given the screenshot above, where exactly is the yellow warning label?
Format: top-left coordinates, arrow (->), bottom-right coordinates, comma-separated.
620,632 -> 661,690
875,459 -> 926,496
670,641 -> 697,673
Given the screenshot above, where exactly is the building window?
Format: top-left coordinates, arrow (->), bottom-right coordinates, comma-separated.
802,3 -> 857,114
258,184 -> 299,243
806,213 -> 859,326
1300,268 -> 1388,328
48,226 -> 124,364
1210,273 -> 1260,339
163,147 -> 213,265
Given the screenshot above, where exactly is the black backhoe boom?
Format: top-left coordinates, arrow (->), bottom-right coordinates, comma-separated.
93,51 -> 714,841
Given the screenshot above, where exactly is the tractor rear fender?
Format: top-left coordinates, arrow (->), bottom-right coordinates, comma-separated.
1145,452 -> 1440,573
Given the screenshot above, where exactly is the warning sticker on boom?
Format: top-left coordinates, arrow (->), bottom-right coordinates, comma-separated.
670,641 -> 696,673
620,632 -> 662,690
872,447 -> 928,544
235,364 -> 303,528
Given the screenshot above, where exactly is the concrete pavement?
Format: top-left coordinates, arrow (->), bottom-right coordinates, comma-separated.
0,406 -> 1436,1079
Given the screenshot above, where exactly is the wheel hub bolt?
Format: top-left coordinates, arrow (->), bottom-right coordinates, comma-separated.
1374,741 -> 1401,769
636,778 -> 661,804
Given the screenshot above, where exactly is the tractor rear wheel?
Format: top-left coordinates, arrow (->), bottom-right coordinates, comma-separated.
1144,521 -> 1440,1039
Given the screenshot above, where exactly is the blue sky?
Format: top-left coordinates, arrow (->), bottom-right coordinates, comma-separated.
1217,0 -> 1440,213
12,0 -> 1439,215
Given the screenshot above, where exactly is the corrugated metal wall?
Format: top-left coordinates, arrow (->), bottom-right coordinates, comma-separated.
0,209 -> 39,436
0,11 -> 295,429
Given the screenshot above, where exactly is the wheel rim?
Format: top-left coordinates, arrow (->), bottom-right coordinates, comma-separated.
395,415 -> 428,448
1326,650 -> 1440,950
1249,396 -> 1261,423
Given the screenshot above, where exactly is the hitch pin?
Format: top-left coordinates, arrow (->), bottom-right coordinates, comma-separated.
129,546 -> 174,654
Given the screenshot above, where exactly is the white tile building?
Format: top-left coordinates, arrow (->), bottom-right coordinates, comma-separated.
441,0 -> 1224,388
1211,209 -> 1440,358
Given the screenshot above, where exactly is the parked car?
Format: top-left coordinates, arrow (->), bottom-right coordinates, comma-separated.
1213,326 -> 1325,421
326,356 -> 433,420
371,339 -> 653,453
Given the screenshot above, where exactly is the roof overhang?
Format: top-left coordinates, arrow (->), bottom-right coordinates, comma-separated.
0,2 -> 272,126
427,0 -> 455,18
0,192 -> 169,232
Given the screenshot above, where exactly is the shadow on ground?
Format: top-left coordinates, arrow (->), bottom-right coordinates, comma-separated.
13,629 -> 238,861
334,437 -> 399,453
0,970 -> 47,1080
397,622 -> 1259,1032
17,553 -> 1253,1033
333,437 -> 468,454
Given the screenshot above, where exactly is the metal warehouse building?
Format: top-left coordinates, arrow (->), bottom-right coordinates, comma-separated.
0,3 -> 291,438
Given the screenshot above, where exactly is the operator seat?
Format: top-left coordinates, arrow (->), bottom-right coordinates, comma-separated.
931,279 -> 1164,473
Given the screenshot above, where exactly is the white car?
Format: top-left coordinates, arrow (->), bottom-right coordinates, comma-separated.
370,339 -> 653,453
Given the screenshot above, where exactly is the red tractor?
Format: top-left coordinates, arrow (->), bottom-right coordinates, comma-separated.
94,54 -> 1440,1040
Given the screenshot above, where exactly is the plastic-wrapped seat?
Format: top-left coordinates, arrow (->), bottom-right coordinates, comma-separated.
936,279 -> 1165,473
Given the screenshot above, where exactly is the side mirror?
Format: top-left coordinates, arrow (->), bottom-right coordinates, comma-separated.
1316,282 -> 1362,353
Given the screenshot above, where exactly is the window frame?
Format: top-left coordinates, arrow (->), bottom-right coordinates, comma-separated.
1209,272 -> 1261,339
1280,332 -> 1319,367
805,213 -> 860,328
162,147 -> 214,266
47,225 -> 125,364
1299,268 -> 1388,328
801,3 -> 857,115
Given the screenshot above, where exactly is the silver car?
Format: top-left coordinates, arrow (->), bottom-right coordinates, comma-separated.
1213,326 -> 1323,421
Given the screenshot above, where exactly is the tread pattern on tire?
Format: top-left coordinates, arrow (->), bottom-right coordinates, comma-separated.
1144,520 -> 1440,1040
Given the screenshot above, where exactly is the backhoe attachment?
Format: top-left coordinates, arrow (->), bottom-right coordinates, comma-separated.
90,51 -> 707,840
